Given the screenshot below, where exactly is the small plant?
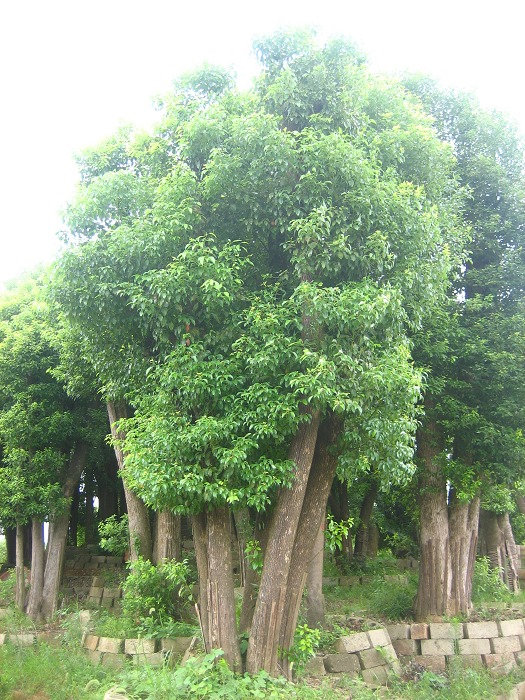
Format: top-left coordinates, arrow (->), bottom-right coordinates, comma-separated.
122,556 -> 192,625
325,514 -> 353,553
472,556 -> 512,604
368,577 -> 417,620
244,539 -> 263,574
98,514 -> 129,557
282,624 -> 321,673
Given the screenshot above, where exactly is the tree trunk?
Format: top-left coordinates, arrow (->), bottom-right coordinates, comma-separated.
516,495 -> 525,516
329,478 -> 353,568
246,406 -> 321,675
153,511 -> 181,563
205,507 -> 241,671
499,512 -> 520,593
26,519 -> 45,620
69,485 -> 80,547
414,412 -> 451,621
84,469 -> 96,545
306,518 -> 325,628
481,509 -> 505,581
41,442 -> 88,619
15,523 -> 25,611
5,528 -> 16,568
107,401 -> 152,561
233,509 -> 251,587
449,495 -> 480,615
192,512 -> 210,646
239,515 -> 269,634
367,523 -> 379,558
354,480 -> 378,561
277,414 -> 341,678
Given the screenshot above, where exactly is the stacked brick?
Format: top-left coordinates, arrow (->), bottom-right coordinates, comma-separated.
87,576 -> 123,609
308,627 -> 401,686
387,619 -> 525,674
82,634 -> 194,668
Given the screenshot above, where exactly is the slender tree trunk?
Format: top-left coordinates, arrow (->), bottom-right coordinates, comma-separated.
5,528 -> 16,568
69,485 -> 80,547
246,406 -> 321,675
153,511 -> 181,563
206,507 -> 241,671
107,401 -> 152,561
499,512 -> 520,593
449,495 -> 480,615
306,518 -> 325,628
354,480 -> 378,561
41,442 -> 88,619
414,412 -> 451,621
26,519 -> 45,620
23,523 -> 32,566
239,516 -> 269,634
85,469 -> 96,545
481,509 -> 505,581
192,512 -> 210,646
277,414 -> 341,678
233,509 -> 251,587
15,523 -> 25,611
367,523 -> 379,557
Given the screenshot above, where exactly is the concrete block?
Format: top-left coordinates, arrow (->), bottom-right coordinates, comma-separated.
103,588 -> 121,599
429,623 -> 462,639
361,665 -> 388,687
413,655 -> 446,672
491,635 -> 522,654
0,634 -> 5,645
450,654 -> 484,668
101,653 -> 127,669
85,649 -> 102,664
160,637 -> 194,659
83,634 -> 99,651
125,638 -> 158,655
8,634 -> 35,646
100,598 -> 114,609
387,624 -> 410,641
367,628 -> 390,647
515,650 -> 525,664
483,652 -> 515,668
323,653 -> 360,674
335,633 -> 370,653
421,639 -> 455,655
358,644 -> 397,669
132,651 -> 166,666
516,681 -> 525,700
89,586 -> 104,597
92,576 -> 104,587
457,638 -> 491,655
410,623 -> 429,640
464,621 -> 499,639
97,637 -> 124,654
303,656 -> 326,677
392,639 -> 419,656
499,619 -> 525,636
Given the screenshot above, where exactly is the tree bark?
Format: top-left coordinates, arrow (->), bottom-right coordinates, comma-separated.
5,527 -> 16,568
69,485 -> 80,547
449,495 -> 480,615
516,495 -> 525,516
329,478 -> 353,568
414,412 -> 451,621
233,509 -> 251,588
41,442 -> 88,619
306,518 -> 325,628
26,519 -> 45,620
499,512 -> 520,593
246,406 -> 321,675
15,523 -> 25,611
277,414 -> 341,677
354,480 -> 378,561
153,511 -> 181,564
205,507 -> 242,671
84,469 -> 96,545
192,512 -> 210,646
239,515 -> 269,634
107,401 -> 152,561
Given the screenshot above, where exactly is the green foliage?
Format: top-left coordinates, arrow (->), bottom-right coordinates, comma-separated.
283,624 -> 321,672
121,557 -> 192,626
98,514 -> 129,556
325,514 -> 353,552
471,557 -> 512,604
368,577 -> 417,620
245,539 -> 264,574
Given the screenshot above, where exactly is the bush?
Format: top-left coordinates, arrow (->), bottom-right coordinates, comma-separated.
122,557 -> 192,626
368,577 -> 417,620
98,514 -> 129,556
471,556 -> 512,605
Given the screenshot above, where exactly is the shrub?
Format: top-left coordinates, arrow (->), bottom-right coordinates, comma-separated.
122,557 -> 192,626
368,577 -> 417,620
98,514 -> 129,556
471,556 -> 512,604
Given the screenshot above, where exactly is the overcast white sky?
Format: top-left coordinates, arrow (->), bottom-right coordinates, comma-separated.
1,0 -> 524,288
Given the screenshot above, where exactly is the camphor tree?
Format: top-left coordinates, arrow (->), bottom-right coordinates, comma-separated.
405,77 -> 525,618
0,276 -> 105,619
53,31 -> 466,673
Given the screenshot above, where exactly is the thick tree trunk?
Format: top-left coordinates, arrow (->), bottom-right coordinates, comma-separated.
233,509 -> 251,588
277,415 -> 341,677
153,511 -> 181,563
414,413 -> 451,621
15,523 -> 25,611
41,442 -> 88,619
246,406 -> 321,675
306,518 -> 325,628
26,519 -> 45,620
354,480 -> 378,561
449,495 -> 480,615
192,512 -> 210,647
84,469 -> 96,545
5,528 -> 16,568
367,523 -> 379,558
107,401 -> 152,561
205,507 -> 241,671
516,495 -> 525,516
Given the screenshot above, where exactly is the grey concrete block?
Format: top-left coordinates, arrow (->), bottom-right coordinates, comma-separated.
324,653 -> 360,674
410,623 -> 429,640
367,628 -> 390,647
392,638 -> 419,656
457,638 -> 491,655
335,633 -> 370,653
491,635 -> 522,654
387,624 -> 410,641
97,637 -> 124,654
421,639 -> 455,655
413,655 -> 446,672
498,619 -> 525,637
361,665 -> 388,687
464,621 -> 498,639
429,623 -> 462,639
125,638 -> 158,655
